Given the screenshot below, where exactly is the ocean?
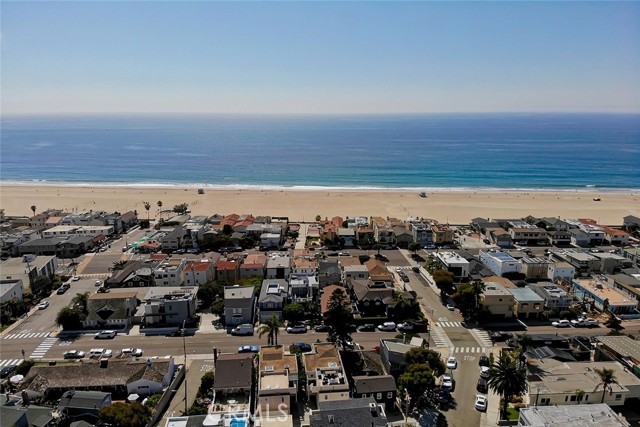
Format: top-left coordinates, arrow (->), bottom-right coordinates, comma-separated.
1,113 -> 638,191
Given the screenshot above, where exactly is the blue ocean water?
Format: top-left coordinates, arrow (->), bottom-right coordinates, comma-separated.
1,113 -> 638,190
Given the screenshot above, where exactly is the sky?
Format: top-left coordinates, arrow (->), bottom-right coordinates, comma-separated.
1,1 -> 639,115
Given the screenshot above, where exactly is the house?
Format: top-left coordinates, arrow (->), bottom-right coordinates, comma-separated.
318,261 -> 341,288
240,254 -> 267,279
0,394 -> 55,427
303,343 -> 349,403
266,254 -> 291,280
480,282 -> 515,319
289,276 -> 317,301
607,274 -> 640,306
181,260 -> 215,286
216,260 -> 240,284
356,226 -> 376,247
479,250 -> 520,277
257,346 -> 298,418
347,279 -> 394,317
293,257 -> 317,277
0,279 -> 24,304
508,287 -> 544,319
106,261 -> 154,288
224,285 -> 255,326
210,354 -> 254,427
518,404 -> 629,427
343,264 -> 369,282
435,252 -> 469,281
569,228 -> 591,246
392,226 -> 413,249
1,255 -> 58,292
258,280 -> 289,322
591,252 -> 632,274
520,257 -> 552,280
547,262 -> 575,282
485,228 -> 513,248
22,359 -> 175,399
309,397 -> 388,427
604,227 -> 631,246
572,277 -> 637,314
509,227 -> 547,246
528,282 -> 573,311
550,250 -> 600,275
371,217 -> 395,248
153,258 -> 188,287
261,233 -> 282,249
337,227 -> 356,248
431,223 -> 454,245
82,291 -> 138,329
17,236 -> 95,258
547,230 -> 572,246
320,285 -> 349,317
595,335 -> 640,370
527,359 -> 640,407
364,259 -> 393,286
409,222 -> 433,246
42,225 -> 114,238
58,390 -> 112,422
378,337 -> 427,374
141,287 -> 197,326
351,375 -> 397,409
623,215 -> 640,231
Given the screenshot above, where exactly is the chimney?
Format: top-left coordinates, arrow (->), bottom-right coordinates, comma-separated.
369,402 -> 378,417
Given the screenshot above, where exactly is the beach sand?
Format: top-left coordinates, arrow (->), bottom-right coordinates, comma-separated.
1,184 -> 638,225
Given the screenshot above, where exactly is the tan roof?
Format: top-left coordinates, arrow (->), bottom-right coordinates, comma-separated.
88,291 -> 138,300
338,257 -> 361,268
482,276 -> 517,288
304,343 -> 341,373
260,346 -> 298,374
320,285 -> 348,315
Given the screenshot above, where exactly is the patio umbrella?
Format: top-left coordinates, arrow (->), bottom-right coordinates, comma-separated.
9,375 -> 24,384
127,393 -> 140,401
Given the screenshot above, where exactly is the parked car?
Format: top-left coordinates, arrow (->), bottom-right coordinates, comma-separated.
552,320 -> 571,328
38,300 -> 49,310
57,284 -> 70,294
357,324 -> 376,332
63,350 -> 86,359
313,324 -> 330,332
89,348 -> 113,358
446,356 -> 457,370
476,378 -> 488,393
237,345 -> 260,353
0,365 -> 18,379
412,266 -> 420,272
377,322 -> 397,332
478,355 -> 490,367
397,322 -> 415,332
475,394 -> 488,412
121,348 -> 144,357
94,330 -> 117,339
292,342 -> 312,352
72,276 -> 80,281
446,303 -> 455,311
286,324 -> 307,334
490,331 -> 513,342
571,317 -> 599,328
441,374 -> 455,391
480,366 -> 490,379
230,324 -> 254,336
95,280 -> 104,286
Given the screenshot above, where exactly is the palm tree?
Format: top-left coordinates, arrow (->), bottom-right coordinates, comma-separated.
373,243 -> 382,256
30,205 -> 37,216
471,280 -> 486,309
408,242 -> 421,256
514,333 -> 534,353
487,352 -> 528,419
257,315 -> 282,346
143,201 -> 151,220
157,200 -> 163,214
594,367 -> 619,403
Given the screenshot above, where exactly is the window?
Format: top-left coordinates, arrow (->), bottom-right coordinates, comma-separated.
615,394 -> 622,400
570,395 -> 577,401
387,392 -> 393,399
376,393 -> 382,400
540,398 -> 550,405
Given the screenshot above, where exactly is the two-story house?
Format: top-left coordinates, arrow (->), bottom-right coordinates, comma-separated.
224,285 -> 256,326
258,280 -> 289,322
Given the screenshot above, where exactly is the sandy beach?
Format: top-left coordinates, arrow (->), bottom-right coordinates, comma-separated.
1,184 -> 638,225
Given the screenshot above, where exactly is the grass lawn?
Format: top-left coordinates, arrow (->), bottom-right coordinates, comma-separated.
506,407 -> 520,420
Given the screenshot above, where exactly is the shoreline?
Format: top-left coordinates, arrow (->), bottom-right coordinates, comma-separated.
2,180 -> 639,194
1,184 -> 638,225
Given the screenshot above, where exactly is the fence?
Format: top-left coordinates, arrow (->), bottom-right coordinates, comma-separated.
146,363 -> 186,427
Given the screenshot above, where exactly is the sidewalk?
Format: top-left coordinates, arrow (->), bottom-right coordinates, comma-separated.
481,347 -> 502,427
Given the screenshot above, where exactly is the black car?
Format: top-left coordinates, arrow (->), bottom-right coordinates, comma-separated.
57,286 -> 69,295
357,324 -> 376,332
292,342 -> 312,352
478,355 -> 490,367
0,364 -> 17,379
490,331 -> 513,342
476,378 -> 488,393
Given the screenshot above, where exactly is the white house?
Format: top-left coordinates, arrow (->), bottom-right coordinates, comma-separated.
126,358 -> 176,396
0,279 -> 24,304
479,250 -> 520,277
547,262 -> 575,282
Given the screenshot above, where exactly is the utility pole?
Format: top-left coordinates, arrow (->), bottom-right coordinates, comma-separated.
183,319 -> 188,414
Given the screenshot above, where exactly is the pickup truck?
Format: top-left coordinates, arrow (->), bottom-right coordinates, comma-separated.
571,318 -> 599,328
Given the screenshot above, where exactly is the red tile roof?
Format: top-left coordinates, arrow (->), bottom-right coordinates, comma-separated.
217,261 -> 239,271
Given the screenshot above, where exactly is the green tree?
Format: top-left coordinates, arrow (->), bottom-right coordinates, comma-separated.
72,292 -> 90,315
31,275 -> 52,296
210,298 -> 225,317
389,294 -> 422,322
199,371 -> 215,396
315,215 -> 322,222
404,348 -> 446,377
471,280 -> 486,309
257,315 -> 283,345
197,282 -> 218,307
452,283 -> 477,319
594,367 -> 619,403
143,201 -> 151,220
56,307 -> 83,330
487,352 -> 528,419
513,333 -> 534,353
397,363 -> 436,410
173,203 -> 189,215
432,269 -> 454,290
139,219 -> 150,229
157,200 -> 163,212
222,224 -> 233,235
409,242 -> 421,255
283,303 -> 306,323
112,260 -> 127,271
605,313 -> 623,332
30,205 -> 37,216
144,393 -> 162,408
324,287 -> 354,348
99,402 -> 151,427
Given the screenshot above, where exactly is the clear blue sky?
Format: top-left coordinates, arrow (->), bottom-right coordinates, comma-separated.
2,1 -> 639,114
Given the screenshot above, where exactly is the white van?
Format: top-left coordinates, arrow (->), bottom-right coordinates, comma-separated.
231,324 -> 254,336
